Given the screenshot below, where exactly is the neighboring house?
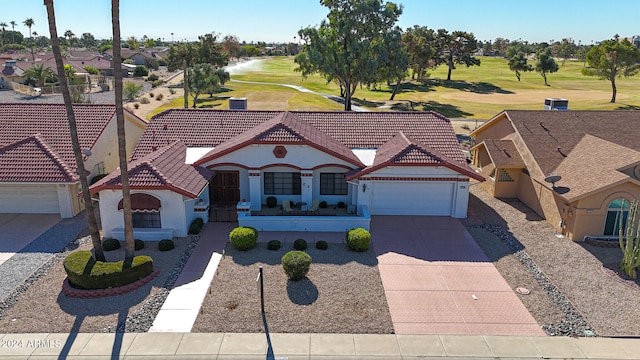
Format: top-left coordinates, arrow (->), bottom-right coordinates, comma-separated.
92,110 -> 483,239
470,110 -> 640,241
0,104 -> 147,218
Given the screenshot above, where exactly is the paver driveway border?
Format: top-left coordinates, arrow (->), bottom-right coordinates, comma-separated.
371,215 -> 545,336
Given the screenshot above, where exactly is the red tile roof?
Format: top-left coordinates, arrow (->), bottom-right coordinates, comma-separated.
346,132 -> 483,181
0,104 -> 141,183
194,111 -> 363,167
0,134 -> 78,182
134,110 -> 468,167
90,141 -> 214,198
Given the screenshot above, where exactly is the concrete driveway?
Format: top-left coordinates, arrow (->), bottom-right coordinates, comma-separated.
0,214 -> 61,265
371,215 -> 544,336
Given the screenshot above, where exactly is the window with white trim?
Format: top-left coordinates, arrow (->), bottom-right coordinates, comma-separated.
320,173 -> 348,195
132,212 -> 161,228
603,198 -> 630,236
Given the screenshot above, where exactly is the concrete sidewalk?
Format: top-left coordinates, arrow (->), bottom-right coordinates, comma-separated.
0,333 -> 637,359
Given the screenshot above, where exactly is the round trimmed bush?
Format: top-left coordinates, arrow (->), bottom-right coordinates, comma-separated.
102,238 -> 121,251
266,196 -> 277,208
337,201 -> 346,208
281,250 -> 312,281
134,239 -> 145,250
267,240 -> 281,250
63,250 -> 153,290
229,226 -> 258,250
346,228 -> 371,252
316,240 -> 328,250
158,239 -> 175,251
140,97 -> 150,104
319,201 -> 328,208
189,218 -> 205,235
293,238 -> 307,250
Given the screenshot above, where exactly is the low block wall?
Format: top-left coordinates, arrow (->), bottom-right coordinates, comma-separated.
238,206 -> 370,232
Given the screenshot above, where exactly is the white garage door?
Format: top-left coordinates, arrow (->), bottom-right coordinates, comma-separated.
0,184 -> 60,214
370,182 -> 454,215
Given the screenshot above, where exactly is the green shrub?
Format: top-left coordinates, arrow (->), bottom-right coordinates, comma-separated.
293,238 -> 307,250
169,89 -> 176,95
316,240 -> 328,250
146,73 -> 159,81
229,226 -> 258,250
266,196 -> 277,208
140,97 -> 150,104
133,65 -> 149,77
346,228 -> 371,252
83,65 -> 99,75
337,201 -> 346,208
149,92 -> 154,98
63,250 -> 153,290
281,250 -> 312,281
267,240 -> 281,250
102,238 -> 121,251
158,239 -> 175,251
188,218 -> 204,234
319,201 -> 328,208
134,239 -> 145,250
156,93 -> 163,101
133,103 -> 139,109
152,79 -> 164,88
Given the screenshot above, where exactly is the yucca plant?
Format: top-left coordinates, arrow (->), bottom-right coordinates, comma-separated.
619,200 -> 640,279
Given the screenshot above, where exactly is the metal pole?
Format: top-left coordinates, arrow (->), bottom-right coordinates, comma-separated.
259,266 -> 265,313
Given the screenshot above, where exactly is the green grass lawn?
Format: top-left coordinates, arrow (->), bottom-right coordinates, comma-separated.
156,56 -> 640,120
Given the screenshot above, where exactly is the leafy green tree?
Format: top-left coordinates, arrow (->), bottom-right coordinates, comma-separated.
44,0 -> 105,261
435,29 -> 480,81
221,34 -> 240,60
80,32 -> 97,48
582,38 -> 640,103
508,52 -> 533,81
0,22 -> 6,49
63,64 -> 76,80
123,81 -> 142,100
196,33 -> 228,66
208,68 -> 230,97
186,63 -> 219,107
402,25 -> 436,80
535,48 -> 558,86
126,36 -> 139,50
375,26 -> 408,100
133,65 -> 148,77
167,42 -> 196,108
24,64 -> 55,87
556,38 -> 577,66
295,0 -> 403,111
83,65 -> 99,75
239,44 -> 260,57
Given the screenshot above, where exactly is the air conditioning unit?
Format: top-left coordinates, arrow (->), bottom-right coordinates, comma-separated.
229,97 -> 247,110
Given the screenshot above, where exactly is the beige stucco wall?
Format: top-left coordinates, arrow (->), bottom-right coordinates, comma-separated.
568,182 -> 640,240
493,168 -> 522,198
473,114 -> 515,143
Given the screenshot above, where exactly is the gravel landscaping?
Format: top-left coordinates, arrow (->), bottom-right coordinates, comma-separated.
0,236 -> 196,333
191,243 -> 394,334
468,186 -> 640,337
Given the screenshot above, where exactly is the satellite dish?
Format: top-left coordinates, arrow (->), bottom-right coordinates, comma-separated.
544,174 -> 562,187
81,149 -> 92,157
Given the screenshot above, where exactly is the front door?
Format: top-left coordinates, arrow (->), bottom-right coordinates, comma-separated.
209,171 -> 240,205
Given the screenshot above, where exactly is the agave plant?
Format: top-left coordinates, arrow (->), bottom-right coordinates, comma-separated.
619,200 -> 640,279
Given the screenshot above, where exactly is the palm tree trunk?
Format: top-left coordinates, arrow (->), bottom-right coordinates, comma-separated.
44,0 -> 105,262
183,60 -> 189,109
112,0 -> 135,262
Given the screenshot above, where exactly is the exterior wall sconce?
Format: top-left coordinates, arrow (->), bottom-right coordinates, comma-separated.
362,184 -> 367,192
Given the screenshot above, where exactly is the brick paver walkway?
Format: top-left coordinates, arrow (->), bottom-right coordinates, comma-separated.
371,216 -> 544,336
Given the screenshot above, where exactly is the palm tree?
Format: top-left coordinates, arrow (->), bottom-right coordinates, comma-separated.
23,18 -> 35,61
23,64 -> 54,87
9,20 -> 16,44
112,0 -> 135,262
64,29 -> 74,54
43,0 -> 105,262
0,22 -> 7,49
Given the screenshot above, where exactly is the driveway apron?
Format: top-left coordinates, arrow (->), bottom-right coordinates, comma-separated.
371,215 -> 544,336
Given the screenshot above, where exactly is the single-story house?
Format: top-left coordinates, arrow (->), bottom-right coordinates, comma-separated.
0,104 -> 147,218
470,110 -> 640,241
92,110 -> 483,239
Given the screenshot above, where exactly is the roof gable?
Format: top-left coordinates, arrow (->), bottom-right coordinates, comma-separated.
347,132 -> 483,181
538,134 -> 640,201
194,111 -> 363,166
474,139 -> 525,168
0,134 -> 77,182
90,141 -> 214,198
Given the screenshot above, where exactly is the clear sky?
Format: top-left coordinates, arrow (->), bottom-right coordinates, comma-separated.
4,0 -> 636,45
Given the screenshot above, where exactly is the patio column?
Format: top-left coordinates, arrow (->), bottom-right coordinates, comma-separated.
248,170 -> 262,211
301,170 -> 313,207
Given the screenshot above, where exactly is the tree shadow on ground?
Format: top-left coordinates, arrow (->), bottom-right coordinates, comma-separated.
351,97 -> 386,108
390,100 -> 473,118
286,278 -> 318,305
616,104 -> 640,110
432,79 -> 514,94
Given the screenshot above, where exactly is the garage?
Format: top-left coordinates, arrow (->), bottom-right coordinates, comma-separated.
0,184 -> 60,214
369,181 -> 455,216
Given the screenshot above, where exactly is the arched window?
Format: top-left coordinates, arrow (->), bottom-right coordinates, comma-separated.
118,193 -> 161,228
603,198 -> 630,236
